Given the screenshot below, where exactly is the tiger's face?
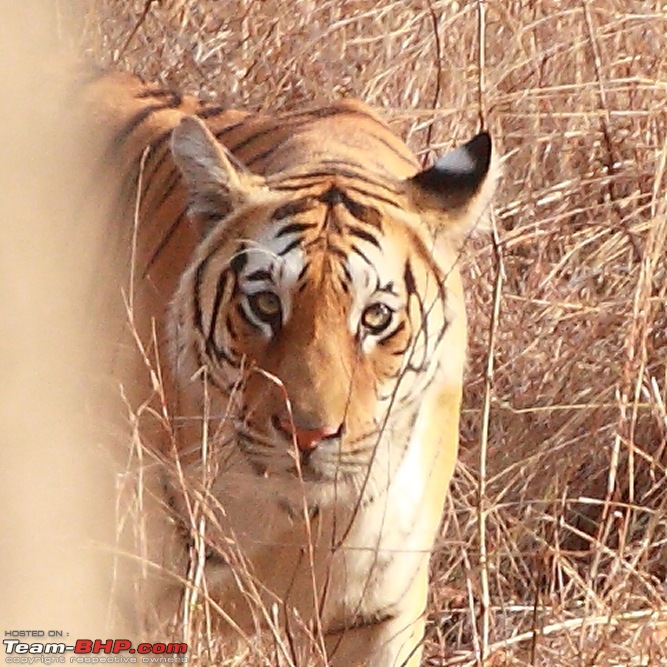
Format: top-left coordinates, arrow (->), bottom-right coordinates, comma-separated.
170,116 -> 493,496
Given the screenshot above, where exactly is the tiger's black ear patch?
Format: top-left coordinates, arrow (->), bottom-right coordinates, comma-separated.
405,132 -> 496,237
410,132 -> 492,209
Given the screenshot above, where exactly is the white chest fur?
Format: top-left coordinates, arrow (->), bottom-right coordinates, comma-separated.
197,405 -> 439,634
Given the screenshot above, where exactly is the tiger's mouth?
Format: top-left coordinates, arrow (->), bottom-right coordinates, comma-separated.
236,423 -> 380,485
270,414 -> 344,475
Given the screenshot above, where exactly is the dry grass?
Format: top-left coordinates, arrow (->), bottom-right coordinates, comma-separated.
69,0 -> 667,664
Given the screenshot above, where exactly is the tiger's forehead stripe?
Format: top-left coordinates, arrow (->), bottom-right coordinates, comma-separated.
268,159 -> 402,188
271,199 -> 316,221
267,166 -> 405,211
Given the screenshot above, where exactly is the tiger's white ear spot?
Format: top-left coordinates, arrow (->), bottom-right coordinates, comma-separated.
171,115 -> 259,235
405,132 -> 498,239
432,135 -> 486,175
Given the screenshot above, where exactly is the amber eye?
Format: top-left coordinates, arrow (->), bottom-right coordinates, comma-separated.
361,303 -> 393,335
247,291 -> 282,325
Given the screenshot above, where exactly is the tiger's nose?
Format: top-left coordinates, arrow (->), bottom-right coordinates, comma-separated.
275,417 -> 342,452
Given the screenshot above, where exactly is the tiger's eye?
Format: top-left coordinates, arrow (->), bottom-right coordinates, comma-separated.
361,303 -> 393,335
248,291 -> 282,323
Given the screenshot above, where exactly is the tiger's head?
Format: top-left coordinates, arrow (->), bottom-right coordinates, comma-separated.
169,115 -> 495,500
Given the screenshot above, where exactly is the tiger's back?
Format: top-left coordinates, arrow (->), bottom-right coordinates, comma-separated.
81,70 -> 496,667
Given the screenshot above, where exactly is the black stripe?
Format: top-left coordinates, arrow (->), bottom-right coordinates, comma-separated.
356,128 -> 417,170
150,168 -> 182,218
207,367 -> 237,399
196,208 -> 228,231
328,245 -> 348,262
200,279 -> 243,369
346,224 -> 380,248
405,289 -> 429,374
343,184 -> 401,211
405,358 -> 428,373
432,280 -> 449,348
402,260 -> 430,372
404,261 -> 417,295
318,186 -> 344,207
271,176 -> 401,212
280,104 -> 369,122
296,263 -> 309,283
193,262 -> 206,337
378,280 -> 397,296
193,245 -> 245,352
318,187 -> 385,233
270,167 -> 394,193
268,179 -> 329,193
316,159 -> 401,191
350,244 -> 373,266
110,103 -> 172,153
277,222 -> 317,237
378,320 -> 407,346
228,125 -> 279,155
348,201 -> 384,229
338,258 -> 352,294
197,237 -> 234,295
272,198 -> 315,221
246,269 -> 272,282
325,609 -> 397,636
244,141 -> 290,168
206,336 -> 241,369
142,208 -> 188,278
390,342 -> 412,356
214,118 -> 253,140
196,105 -> 229,119
207,271 -> 229,347
230,244 -> 249,275
278,237 -> 302,256
231,108 -> 373,163
141,128 -> 175,188
433,318 -> 450,348
137,88 -> 182,103
235,302 -> 254,327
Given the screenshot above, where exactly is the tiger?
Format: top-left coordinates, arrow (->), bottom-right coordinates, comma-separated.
80,70 -> 496,666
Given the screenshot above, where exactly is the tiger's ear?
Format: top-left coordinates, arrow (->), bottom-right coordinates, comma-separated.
405,132 -> 497,238
171,115 -> 261,233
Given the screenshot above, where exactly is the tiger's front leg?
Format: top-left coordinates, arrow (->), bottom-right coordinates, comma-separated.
318,565 -> 429,667
323,606 -> 426,667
